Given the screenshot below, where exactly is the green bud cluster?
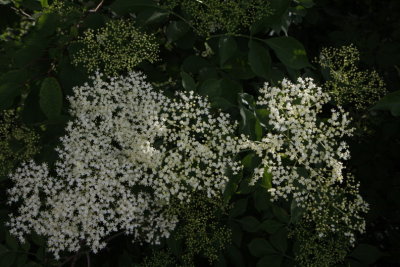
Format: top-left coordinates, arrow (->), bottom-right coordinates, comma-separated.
317,44 -> 387,110
0,110 -> 39,177
145,194 -> 231,267
160,0 -> 272,35
174,195 -> 231,266
290,220 -> 350,267
72,19 -> 159,75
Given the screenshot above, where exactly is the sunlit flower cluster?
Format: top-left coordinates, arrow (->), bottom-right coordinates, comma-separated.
242,77 -> 368,244
317,44 -> 387,110
72,20 -> 159,75
7,72 -> 241,258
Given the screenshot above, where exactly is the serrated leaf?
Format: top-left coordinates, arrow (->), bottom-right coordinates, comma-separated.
350,244 -> 382,264
372,90 -> 400,116
238,216 -> 260,232
266,37 -> 310,69
0,252 -> 16,267
39,77 -> 63,119
272,206 -> 290,224
256,254 -> 282,267
14,44 -> 45,68
182,55 -> 210,74
290,199 -> 305,224
270,228 -> 288,253
261,168 -> 272,189
227,245 -> 246,267
5,231 -> 18,250
229,222 -> 243,247
0,244 -> 8,255
199,79 -> 221,98
223,171 -> 242,203
109,0 -> 157,14
229,198 -> 248,218
219,36 -> 238,66
253,188 -> 270,212
297,0 -> 314,8
137,8 -> 168,26
0,83 -> 21,109
250,0 -> 290,35
180,71 -> 196,91
248,238 -> 276,257
166,21 -> 190,42
248,40 -> 271,79
259,219 -> 284,234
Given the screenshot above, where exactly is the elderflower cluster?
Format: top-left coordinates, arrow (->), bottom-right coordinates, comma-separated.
159,0 -> 272,35
242,77 -> 368,244
317,44 -> 387,110
7,72 -> 241,258
72,20 -> 159,75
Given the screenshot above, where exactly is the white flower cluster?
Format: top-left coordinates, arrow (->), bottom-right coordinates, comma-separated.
7,72 -> 241,258
242,77 -> 368,243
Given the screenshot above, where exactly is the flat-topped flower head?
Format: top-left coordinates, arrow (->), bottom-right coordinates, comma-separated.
241,77 -> 368,247
7,72 -> 241,258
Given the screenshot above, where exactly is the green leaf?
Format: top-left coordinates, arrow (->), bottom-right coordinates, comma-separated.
0,83 -> 21,109
219,78 -> 242,105
5,231 -> 18,250
270,228 -> 288,253
182,55 -> 210,74
211,97 -> 236,110
256,254 -> 283,267
14,253 -> 27,267
266,37 -> 310,69
180,71 -> 196,91
119,251 -> 133,266
166,21 -> 190,42
350,244 -> 382,265
137,8 -> 168,26
248,238 -> 276,257
259,219 -> 284,234
39,0 -> 48,8
39,77 -> 63,119
250,0 -> 290,34
290,199 -> 304,224
227,245 -> 246,267
253,187 -> 270,212
223,171 -> 242,203
109,0 -> 157,14
199,79 -> 221,98
372,90 -> 400,116
0,244 -> 7,255
238,216 -> 260,232
272,206 -> 290,224
229,198 -> 248,218
82,13 -> 106,30
0,252 -> 16,267
239,105 -> 256,138
219,36 -> 238,67
36,13 -> 59,37
297,0 -> 314,8
20,0 -> 41,10
261,168 -> 272,189
229,222 -> 243,247
14,44 -> 45,68
248,40 -> 271,79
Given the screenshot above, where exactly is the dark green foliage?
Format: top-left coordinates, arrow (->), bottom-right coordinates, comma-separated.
0,0 -> 399,266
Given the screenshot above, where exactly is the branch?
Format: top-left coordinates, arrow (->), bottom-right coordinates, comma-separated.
89,0 -> 104,13
11,7 -> 34,20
